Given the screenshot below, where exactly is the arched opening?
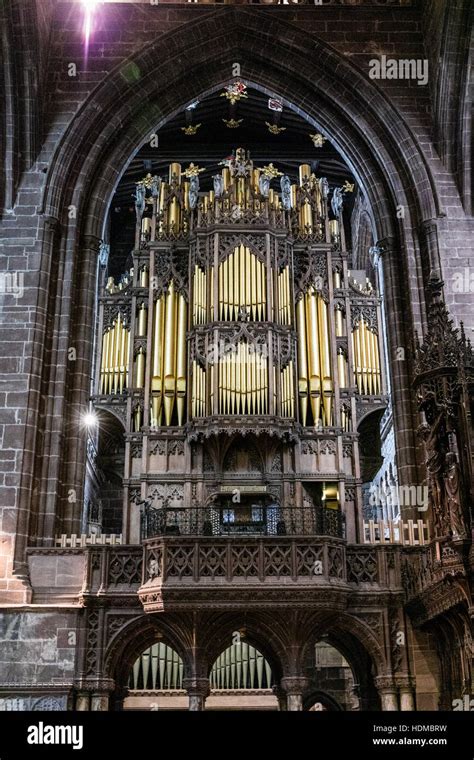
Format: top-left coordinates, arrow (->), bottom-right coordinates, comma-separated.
124,642 -> 187,711
25,9 -> 440,554
207,641 -> 278,711
303,641 -> 356,711
302,622 -> 382,711
84,409 -> 126,536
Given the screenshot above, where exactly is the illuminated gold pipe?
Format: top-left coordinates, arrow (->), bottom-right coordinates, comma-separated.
306,289 -> 321,425
285,267 -> 291,324
375,331 -> 381,393
337,348 -> 347,388
335,306 -> 344,337
329,220 -> 340,246
119,323 -> 126,394
250,253 -> 256,320
152,296 -> 164,423
209,266 -> 214,320
290,359 -> 295,419
163,281 -> 177,425
353,324 -> 362,392
219,262 -> 224,320
318,295 -> 332,425
240,245 -> 246,314
136,347 -> 145,389
100,330 -> 107,394
333,269 -> 341,289
191,360 -> 196,418
359,318 -> 368,395
250,351 -> 256,413
223,167 -> 231,191
277,270 -> 282,324
140,265 -> 149,288
245,247 -> 251,314
291,184 -> 297,210
223,257 -> 229,320
263,354 -> 268,413
242,343 -> 248,414
365,323 -> 374,395
137,303 -> 148,337
113,316 -> 122,394
125,329 -> 130,390
296,298 -> 308,425
233,249 -> 239,320
176,294 -> 187,426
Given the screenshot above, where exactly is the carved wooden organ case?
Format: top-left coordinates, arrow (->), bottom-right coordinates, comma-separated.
94,149 -> 387,543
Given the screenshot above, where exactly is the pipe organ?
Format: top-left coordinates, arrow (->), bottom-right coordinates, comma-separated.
94,148 -> 387,544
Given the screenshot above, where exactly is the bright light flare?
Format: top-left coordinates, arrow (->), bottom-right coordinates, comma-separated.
83,412 -> 98,428
82,0 -> 100,49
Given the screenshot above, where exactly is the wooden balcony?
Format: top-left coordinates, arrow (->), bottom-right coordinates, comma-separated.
27,537 -> 403,610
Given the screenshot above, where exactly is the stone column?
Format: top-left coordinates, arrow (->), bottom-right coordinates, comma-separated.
75,692 -> 91,711
398,677 -> 416,711
375,676 -> 399,711
91,693 -> 110,711
272,685 -> 288,711
280,677 -> 309,712
183,678 -> 210,711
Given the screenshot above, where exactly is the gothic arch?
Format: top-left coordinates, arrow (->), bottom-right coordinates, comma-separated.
15,7 -> 444,564
299,612 -> 388,682
103,614 -> 195,693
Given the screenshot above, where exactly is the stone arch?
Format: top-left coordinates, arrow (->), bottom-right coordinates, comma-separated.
15,7 -> 445,565
196,611 -> 288,684
299,612 -> 388,686
103,613 -> 195,699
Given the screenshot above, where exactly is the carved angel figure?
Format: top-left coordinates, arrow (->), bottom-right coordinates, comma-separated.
213,174 -> 224,198
189,174 -> 200,210
280,175 -> 292,210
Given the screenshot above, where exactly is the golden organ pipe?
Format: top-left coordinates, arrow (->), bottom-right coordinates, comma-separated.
137,303 -> 148,337
119,323 -> 126,393
140,265 -> 149,288
107,321 -> 114,394
353,323 -> 362,392
367,323 -> 374,395
335,306 -> 344,337
337,348 -> 347,388
296,298 -> 309,425
373,330 -> 381,393
240,246 -> 245,315
306,289 -> 321,425
224,256 -> 229,320
318,295 -> 333,425
176,294 -> 187,426
136,348 -> 145,389
360,318 -> 368,394
333,269 -> 341,289
113,317 -> 122,394
152,296 -> 164,424
329,220 -> 340,245
219,261 -> 224,320
100,330 -> 107,394
163,282 -> 177,425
